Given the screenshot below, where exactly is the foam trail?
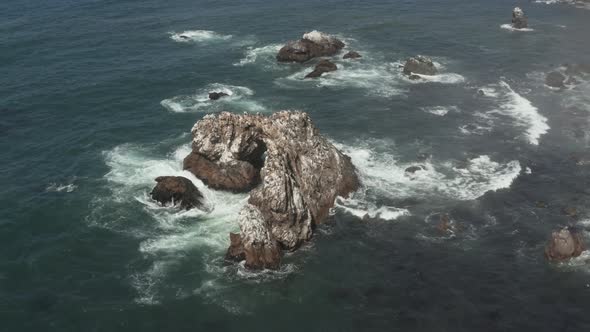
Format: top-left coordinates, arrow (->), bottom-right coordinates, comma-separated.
494,81 -> 549,145
421,106 -> 459,116
170,30 -> 232,43
500,24 -> 534,32
234,44 -> 283,68
161,83 -> 266,113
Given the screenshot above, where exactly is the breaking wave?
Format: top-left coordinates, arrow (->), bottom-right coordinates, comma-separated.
500,24 -> 534,32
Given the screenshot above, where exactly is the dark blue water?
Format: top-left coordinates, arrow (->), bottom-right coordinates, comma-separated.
2,0 -> 590,330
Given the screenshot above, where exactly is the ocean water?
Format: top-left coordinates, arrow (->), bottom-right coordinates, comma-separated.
2,0 -> 590,330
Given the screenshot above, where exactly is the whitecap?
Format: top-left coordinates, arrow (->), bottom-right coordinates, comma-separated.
406,72 -> 466,84
335,140 -> 521,201
161,83 -> 266,113
336,198 -> 410,221
169,30 -> 232,43
489,81 -> 549,145
421,106 -> 459,116
500,24 -> 534,32
233,44 -> 283,69
46,182 -> 77,193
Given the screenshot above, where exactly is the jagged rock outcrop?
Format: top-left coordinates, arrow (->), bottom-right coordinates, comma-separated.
512,7 -> 528,29
150,176 -> 204,210
545,227 -> 585,261
184,111 -> 360,269
276,31 -> 345,63
305,59 -> 338,78
403,55 -> 438,76
343,51 -> 362,59
208,92 -> 229,100
545,71 -> 566,88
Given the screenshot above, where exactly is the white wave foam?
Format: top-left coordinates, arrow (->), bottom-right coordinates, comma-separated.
492,81 -> 549,145
161,83 -> 266,113
336,141 -> 521,201
500,24 -> 534,32
234,44 -> 282,67
421,106 -> 459,116
94,143 -> 250,305
337,198 -> 410,220
275,60 -> 406,97
46,182 -> 77,193
407,73 -> 466,84
170,30 -> 232,43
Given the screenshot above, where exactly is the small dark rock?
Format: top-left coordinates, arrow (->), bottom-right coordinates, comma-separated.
343,51 -> 361,59
403,55 -> 437,76
150,176 -> 204,210
545,71 -> 566,88
305,59 -> 338,79
477,89 -> 486,96
408,74 -> 422,80
536,201 -> 548,208
562,206 -> 578,217
209,92 -> 229,100
405,165 -> 425,174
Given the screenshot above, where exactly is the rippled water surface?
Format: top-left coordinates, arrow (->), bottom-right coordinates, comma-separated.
2,0 -> 590,331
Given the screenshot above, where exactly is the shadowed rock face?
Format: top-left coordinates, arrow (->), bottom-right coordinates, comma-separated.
305,59 -> 338,78
512,7 -> 528,29
184,111 -> 360,269
403,55 -> 438,76
276,31 -> 345,63
343,51 -> 361,59
545,227 -> 585,261
546,71 -> 566,88
150,176 -> 204,210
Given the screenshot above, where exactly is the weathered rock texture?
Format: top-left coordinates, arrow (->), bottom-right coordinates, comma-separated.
184,111 -> 360,269
276,31 -> 345,63
150,176 -> 204,210
305,60 -> 338,79
512,7 -> 528,29
545,227 -> 585,261
403,55 -> 438,76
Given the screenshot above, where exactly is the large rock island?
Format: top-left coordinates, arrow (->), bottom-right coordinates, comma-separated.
276,31 -> 345,63
184,111 -> 360,269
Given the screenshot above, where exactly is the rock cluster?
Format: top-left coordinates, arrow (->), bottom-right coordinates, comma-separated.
184,111 -> 360,269
208,92 -> 229,100
276,31 -> 345,63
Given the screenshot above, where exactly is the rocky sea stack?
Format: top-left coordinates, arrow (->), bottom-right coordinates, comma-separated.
184,111 -> 360,269
305,59 -> 338,78
545,227 -> 585,261
276,31 -> 345,63
512,7 -> 528,29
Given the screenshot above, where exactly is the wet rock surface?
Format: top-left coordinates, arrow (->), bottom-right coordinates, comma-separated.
403,55 -> 438,76
305,59 -> 338,78
545,227 -> 585,261
512,7 -> 528,29
150,176 -> 204,210
276,31 -> 345,63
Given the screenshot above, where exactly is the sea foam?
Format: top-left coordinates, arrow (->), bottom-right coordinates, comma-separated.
169,30 -> 232,43
161,83 -> 266,113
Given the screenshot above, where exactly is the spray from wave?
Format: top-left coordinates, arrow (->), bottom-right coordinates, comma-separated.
169,30 -> 232,43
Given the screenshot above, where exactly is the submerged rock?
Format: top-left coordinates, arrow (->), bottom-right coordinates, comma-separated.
208,92 -> 229,100
545,71 -> 566,88
405,165 -> 425,174
343,51 -> 362,59
545,227 -> 585,261
403,56 -> 437,76
276,31 -> 345,63
511,7 -> 528,29
185,111 -> 360,269
150,176 -> 204,210
305,59 -> 338,78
